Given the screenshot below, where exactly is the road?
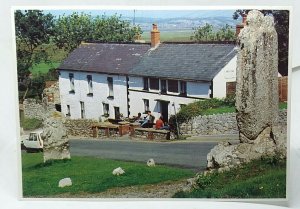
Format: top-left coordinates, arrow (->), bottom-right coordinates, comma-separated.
69,139 -> 217,171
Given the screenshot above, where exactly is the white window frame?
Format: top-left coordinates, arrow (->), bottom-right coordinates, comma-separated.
143,99 -> 150,113
87,75 -> 93,94
103,103 -> 109,117
69,73 -> 75,92
107,77 -> 114,97
80,101 -> 85,119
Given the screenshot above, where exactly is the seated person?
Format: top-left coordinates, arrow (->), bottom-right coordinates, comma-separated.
141,111 -> 154,128
134,112 -> 142,123
161,121 -> 170,130
155,116 -> 164,130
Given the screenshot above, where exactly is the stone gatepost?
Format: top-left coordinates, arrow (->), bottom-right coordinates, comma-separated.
236,10 -> 279,143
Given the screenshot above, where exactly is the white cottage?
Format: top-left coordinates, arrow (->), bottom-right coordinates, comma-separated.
58,24 -> 237,121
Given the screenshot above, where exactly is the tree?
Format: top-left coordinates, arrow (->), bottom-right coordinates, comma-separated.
191,23 -> 235,42
15,10 -> 55,99
53,12 -> 93,52
191,23 -> 214,41
215,24 -> 235,41
53,13 -> 143,53
233,10 -> 289,76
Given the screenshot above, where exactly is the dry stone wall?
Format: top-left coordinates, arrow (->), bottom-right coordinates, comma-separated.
180,110 -> 287,136
23,99 -> 55,120
64,119 -> 98,137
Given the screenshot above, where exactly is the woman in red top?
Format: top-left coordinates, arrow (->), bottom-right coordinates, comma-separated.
155,116 -> 164,129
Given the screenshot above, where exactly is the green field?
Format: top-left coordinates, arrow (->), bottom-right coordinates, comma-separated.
173,158 -> 286,198
22,153 -> 194,197
141,30 -> 194,42
29,62 -> 60,75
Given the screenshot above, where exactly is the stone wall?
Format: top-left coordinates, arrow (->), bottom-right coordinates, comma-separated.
180,110 -> 287,136
23,99 -> 55,120
43,81 -> 60,104
64,119 -> 98,137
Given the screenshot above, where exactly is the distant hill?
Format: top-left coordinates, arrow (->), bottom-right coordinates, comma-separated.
124,16 -> 240,32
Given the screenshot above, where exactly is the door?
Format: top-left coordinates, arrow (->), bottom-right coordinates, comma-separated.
114,106 -> 120,119
160,101 -> 169,122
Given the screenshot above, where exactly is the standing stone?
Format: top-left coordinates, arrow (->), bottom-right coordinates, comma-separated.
42,111 -> 70,162
206,10 -> 286,172
236,10 -> 279,143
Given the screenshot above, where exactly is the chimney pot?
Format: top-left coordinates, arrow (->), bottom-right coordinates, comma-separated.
236,15 -> 247,37
242,15 -> 247,25
151,23 -> 160,48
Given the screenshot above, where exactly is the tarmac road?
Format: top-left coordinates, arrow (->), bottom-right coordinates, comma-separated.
69,138 -> 218,171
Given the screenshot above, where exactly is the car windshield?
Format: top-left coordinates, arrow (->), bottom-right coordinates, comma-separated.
29,133 -> 38,141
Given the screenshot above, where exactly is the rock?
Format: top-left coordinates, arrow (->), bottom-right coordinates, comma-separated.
112,167 -> 125,176
42,111 -> 70,163
58,177 -> 72,188
182,177 -> 199,192
236,10 -> 279,143
147,158 -> 155,167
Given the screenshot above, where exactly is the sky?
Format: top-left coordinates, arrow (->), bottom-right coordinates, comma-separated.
43,10 -> 237,19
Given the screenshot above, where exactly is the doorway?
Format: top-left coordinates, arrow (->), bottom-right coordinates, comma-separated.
160,101 -> 169,122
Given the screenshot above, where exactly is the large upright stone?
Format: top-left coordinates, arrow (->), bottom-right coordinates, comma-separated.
42,111 -> 70,162
205,10 -> 286,172
236,10 -> 279,143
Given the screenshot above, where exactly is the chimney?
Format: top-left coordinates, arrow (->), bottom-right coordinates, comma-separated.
236,14 -> 247,37
151,24 -> 160,48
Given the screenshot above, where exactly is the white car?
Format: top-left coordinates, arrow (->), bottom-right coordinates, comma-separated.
23,130 -> 44,152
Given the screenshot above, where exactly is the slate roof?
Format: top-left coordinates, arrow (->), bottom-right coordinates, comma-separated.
59,42 -> 237,81
58,43 -> 151,75
129,43 -> 237,81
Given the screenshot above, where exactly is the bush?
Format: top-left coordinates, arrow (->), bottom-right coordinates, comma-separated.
196,173 -> 213,189
21,117 -> 43,130
172,97 -> 235,125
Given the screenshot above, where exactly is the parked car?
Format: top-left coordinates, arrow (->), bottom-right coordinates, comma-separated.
20,134 -> 28,150
23,130 -> 44,152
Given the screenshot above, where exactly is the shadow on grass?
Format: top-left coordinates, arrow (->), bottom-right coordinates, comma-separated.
31,159 -> 72,169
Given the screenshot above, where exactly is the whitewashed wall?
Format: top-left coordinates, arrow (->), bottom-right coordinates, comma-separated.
59,70 -> 128,120
128,76 -> 209,120
212,55 -> 237,99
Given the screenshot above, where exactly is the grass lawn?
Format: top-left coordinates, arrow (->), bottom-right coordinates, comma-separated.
22,153 -> 194,197
201,102 -> 287,116
20,117 -> 43,131
201,106 -> 236,115
173,158 -> 286,198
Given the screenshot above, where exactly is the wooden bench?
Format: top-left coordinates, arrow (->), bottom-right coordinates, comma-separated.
133,127 -> 170,140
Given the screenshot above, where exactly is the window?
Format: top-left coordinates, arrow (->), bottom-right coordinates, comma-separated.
80,101 -> 85,119
143,99 -> 149,113
66,105 -> 71,117
143,77 -> 149,90
160,79 -> 167,94
69,73 -> 75,93
179,81 -> 187,96
87,75 -> 93,95
107,77 -> 114,98
149,78 -> 159,90
103,103 -> 109,117
168,80 -> 178,93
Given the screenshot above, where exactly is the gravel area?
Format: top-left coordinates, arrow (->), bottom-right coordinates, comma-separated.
52,180 -> 188,198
